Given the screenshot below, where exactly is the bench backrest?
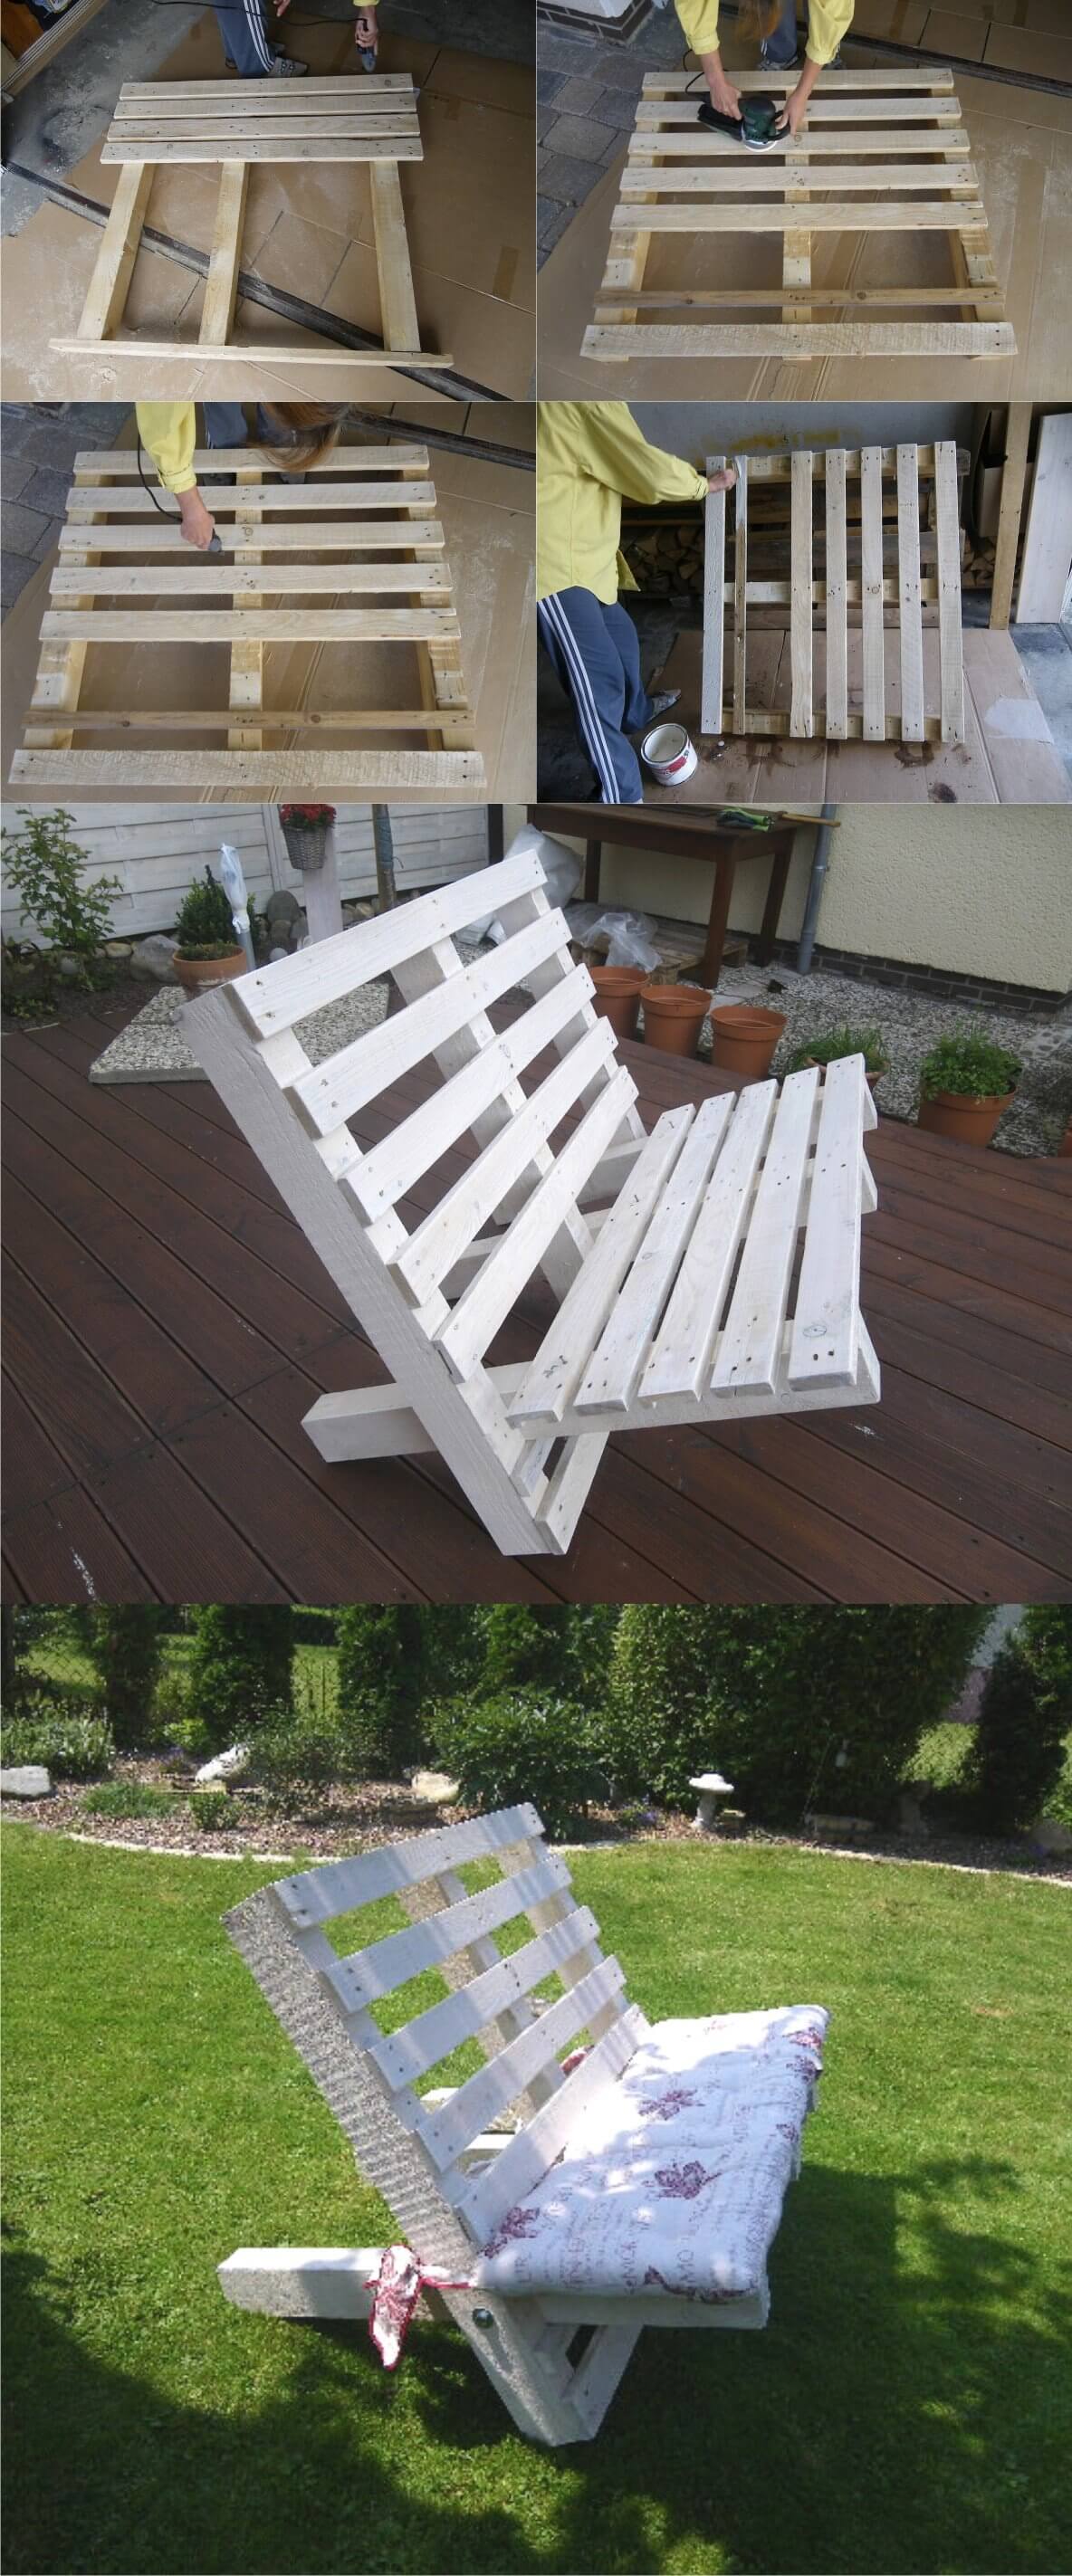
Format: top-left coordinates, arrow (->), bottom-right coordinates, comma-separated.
225,1804 -> 647,2255
183,853 -> 645,1551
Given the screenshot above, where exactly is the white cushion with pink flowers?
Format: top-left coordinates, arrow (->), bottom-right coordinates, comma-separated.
472,2005 -> 828,2305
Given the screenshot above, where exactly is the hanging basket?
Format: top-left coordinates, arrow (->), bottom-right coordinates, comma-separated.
282,822 -> 330,873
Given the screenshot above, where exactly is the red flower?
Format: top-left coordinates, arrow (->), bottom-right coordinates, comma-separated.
280,805 -> 336,825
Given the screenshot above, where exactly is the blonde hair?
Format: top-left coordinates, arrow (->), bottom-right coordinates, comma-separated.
737,0 -> 785,37
258,404 -> 348,474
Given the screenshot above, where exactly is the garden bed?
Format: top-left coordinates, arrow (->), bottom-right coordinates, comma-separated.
5,1754 -> 1068,1884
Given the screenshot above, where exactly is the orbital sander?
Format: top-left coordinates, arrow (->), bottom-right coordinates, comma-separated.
697,92 -> 783,148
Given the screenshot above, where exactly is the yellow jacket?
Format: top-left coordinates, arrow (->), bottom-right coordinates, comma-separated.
537,403 -> 708,605
675,0 -> 852,68
136,404 -> 198,496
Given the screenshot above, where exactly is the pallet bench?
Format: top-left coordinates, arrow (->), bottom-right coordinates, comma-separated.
220,1803 -> 830,2444
702,444 -> 965,746
180,848 -> 879,1557
10,443 -> 484,797
49,74 -> 452,372
583,67 -> 1014,367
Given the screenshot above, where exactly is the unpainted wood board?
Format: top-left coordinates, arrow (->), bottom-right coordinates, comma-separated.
1015,413 -> 1072,625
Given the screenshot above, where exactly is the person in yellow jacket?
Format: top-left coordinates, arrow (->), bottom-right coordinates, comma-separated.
538,403 -> 734,805
135,403 -> 347,552
677,0 -> 852,141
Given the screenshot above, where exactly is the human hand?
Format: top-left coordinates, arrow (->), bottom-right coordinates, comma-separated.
355,6 -> 378,46
775,82 -> 809,137
707,466 -> 737,492
707,69 -> 742,119
177,489 -> 217,551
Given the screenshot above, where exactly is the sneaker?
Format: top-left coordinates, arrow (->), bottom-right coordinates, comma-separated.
760,43 -> 799,67
269,52 -> 309,75
646,690 -> 682,720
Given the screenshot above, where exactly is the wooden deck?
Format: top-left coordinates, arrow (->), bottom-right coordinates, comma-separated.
4,994 -> 1070,1606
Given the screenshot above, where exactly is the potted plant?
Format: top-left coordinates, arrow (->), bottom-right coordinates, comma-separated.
172,868 -> 244,994
788,1024 -> 888,1092
917,1026 -> 1022,1147
280,804 -> 336,873
639,980 -> 712,1058
709,1001 -> 787,1081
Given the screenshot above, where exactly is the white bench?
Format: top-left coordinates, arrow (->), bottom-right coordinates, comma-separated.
184,851 -> 879,1557
220,1806 -> 829,2446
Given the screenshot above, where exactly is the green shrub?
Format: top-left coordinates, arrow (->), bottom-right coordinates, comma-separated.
1,1696 -> 114,1782
173,869 -> 239,961
81,1781 -> 178,1820
86,1608 -> 164,1750
188,1788 -> 231,1832
478,1608 -> 579,1699
788,1024 -> 887,1076
967,1612 -> 1072,1833
0,807 -> 120,980
919,1027 -> 1022,1103
186,1608 -> 294,1751
430,1691 -> 604,1838
336,1608 -> 426,1777
249,1696 -> 344,1809
604,1608 -> 989,1823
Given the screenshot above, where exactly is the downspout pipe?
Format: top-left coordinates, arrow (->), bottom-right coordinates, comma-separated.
796,804 -> 836,976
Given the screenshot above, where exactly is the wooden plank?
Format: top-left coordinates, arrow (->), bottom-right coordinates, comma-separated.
229,464 -> 263,757
608,202 -> 985,235
51,340 -> 453,367
199,160 -> 249,347
49,564 -> 451,597
10,750 -> 483,791
701,454 -> 725,737
74,160 -> 152,342
276,1804 -> 543,1929
57,517 -> 444,554
989,403 -> 1031,632
392,1022 -> 617,1304
1015,414 -> 1072,625
40,610 -> 461,643
790,451 -> 814,739
106,136 -> 423,163
51,482 -> 438,514
369,159 -> 422,352
436,1073 -> 638,1384
732,463 -> 748,734
416,1959 -> 627,2170
860,446 -> 885,743
229,848 -> 544,1036
933,441 -> 965,746
825,449 -> 848,740
640,1083 -> 778,1405
369,1911 -> 604,2089
896,444 -> 925,745
284,912 -> 570,1134
20,707 -> 474,736
788,1056 -> 866,1391
583,326 -> 1013,360
619,162 -> 979,196
455,2010 -> 647,2242
570,1099 -> 732,1421
710,1072 -> 820,1398
327,1856 -> 573,2008
116,73 -> 417,98
510,1106 -> 696,1428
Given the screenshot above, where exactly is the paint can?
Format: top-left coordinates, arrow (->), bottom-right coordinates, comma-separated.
640,721 -> 698,786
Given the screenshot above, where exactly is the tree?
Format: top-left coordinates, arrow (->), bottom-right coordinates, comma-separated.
604,1607 -> 990,1822
968,1609 -> 1072,1833
336,1608 -> 426,1777
87,1608 -> 165,1749
186,1607 -> 294,1751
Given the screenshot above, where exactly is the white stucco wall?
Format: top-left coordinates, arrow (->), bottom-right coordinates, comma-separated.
558,806 -> 1072,995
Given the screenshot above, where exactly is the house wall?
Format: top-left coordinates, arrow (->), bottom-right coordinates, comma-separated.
0,805 -> 493,943
546,807 -> 1072,998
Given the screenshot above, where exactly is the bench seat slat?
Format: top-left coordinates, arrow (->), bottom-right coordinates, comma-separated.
712,1068 -> 819,1397
787,1054 -> 870,1389
329,1854 -> 574,2009
453,2007 -> 649,2241
640,1082 -> 778,1403
509,1105 -> 695,1428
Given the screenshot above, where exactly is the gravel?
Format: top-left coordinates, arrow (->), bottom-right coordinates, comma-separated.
90,977 -> 390,1084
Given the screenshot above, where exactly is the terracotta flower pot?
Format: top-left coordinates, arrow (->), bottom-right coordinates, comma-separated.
918,1088 -> 1016,1148
710,1003 -> 787,1081
174,949 -> 245,995
589,965 -> 646,1042
639,981 -> 712,1058
1059,1118 -> 1072,1160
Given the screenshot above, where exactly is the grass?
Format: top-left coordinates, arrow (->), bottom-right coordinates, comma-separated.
3,1827 -> 1070,2576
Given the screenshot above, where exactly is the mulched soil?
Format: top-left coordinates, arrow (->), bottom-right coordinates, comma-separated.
4,1758 -> 1068,1883
1,973 -> 148,1039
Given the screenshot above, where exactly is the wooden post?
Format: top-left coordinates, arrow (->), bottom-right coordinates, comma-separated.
990,404 -> 1031,631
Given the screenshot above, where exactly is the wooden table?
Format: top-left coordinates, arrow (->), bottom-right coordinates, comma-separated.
529,803 -> 799,986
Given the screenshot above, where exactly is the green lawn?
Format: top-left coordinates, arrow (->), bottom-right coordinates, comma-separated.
4,1827 -> 1070,2576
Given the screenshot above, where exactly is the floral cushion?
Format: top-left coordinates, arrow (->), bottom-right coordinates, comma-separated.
473,2006 -> 828,2304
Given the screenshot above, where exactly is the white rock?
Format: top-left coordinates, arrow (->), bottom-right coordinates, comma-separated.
195,1741 -> 250,1784
131,934 -> 180,984
1033,1814 -> 1072,1855
0,1765 -> 52,1798
410,1769 -> 459,1804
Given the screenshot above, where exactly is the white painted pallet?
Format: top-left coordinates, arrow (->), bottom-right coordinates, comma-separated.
220,1803 -> 805,2446
49,75 -> 451,372
179,853 -> 879,1555
11,445 -> 483,797
701,445 -> 965,745
584,67 -> 1014,367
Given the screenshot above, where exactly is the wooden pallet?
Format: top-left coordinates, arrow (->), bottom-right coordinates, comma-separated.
702,444 -> 965,745
583,67 -> 1015,366
48,74 -> 453,371
10,444 -> 486,796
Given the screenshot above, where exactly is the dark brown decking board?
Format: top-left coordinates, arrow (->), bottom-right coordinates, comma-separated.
3,997 -> 1070,1606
